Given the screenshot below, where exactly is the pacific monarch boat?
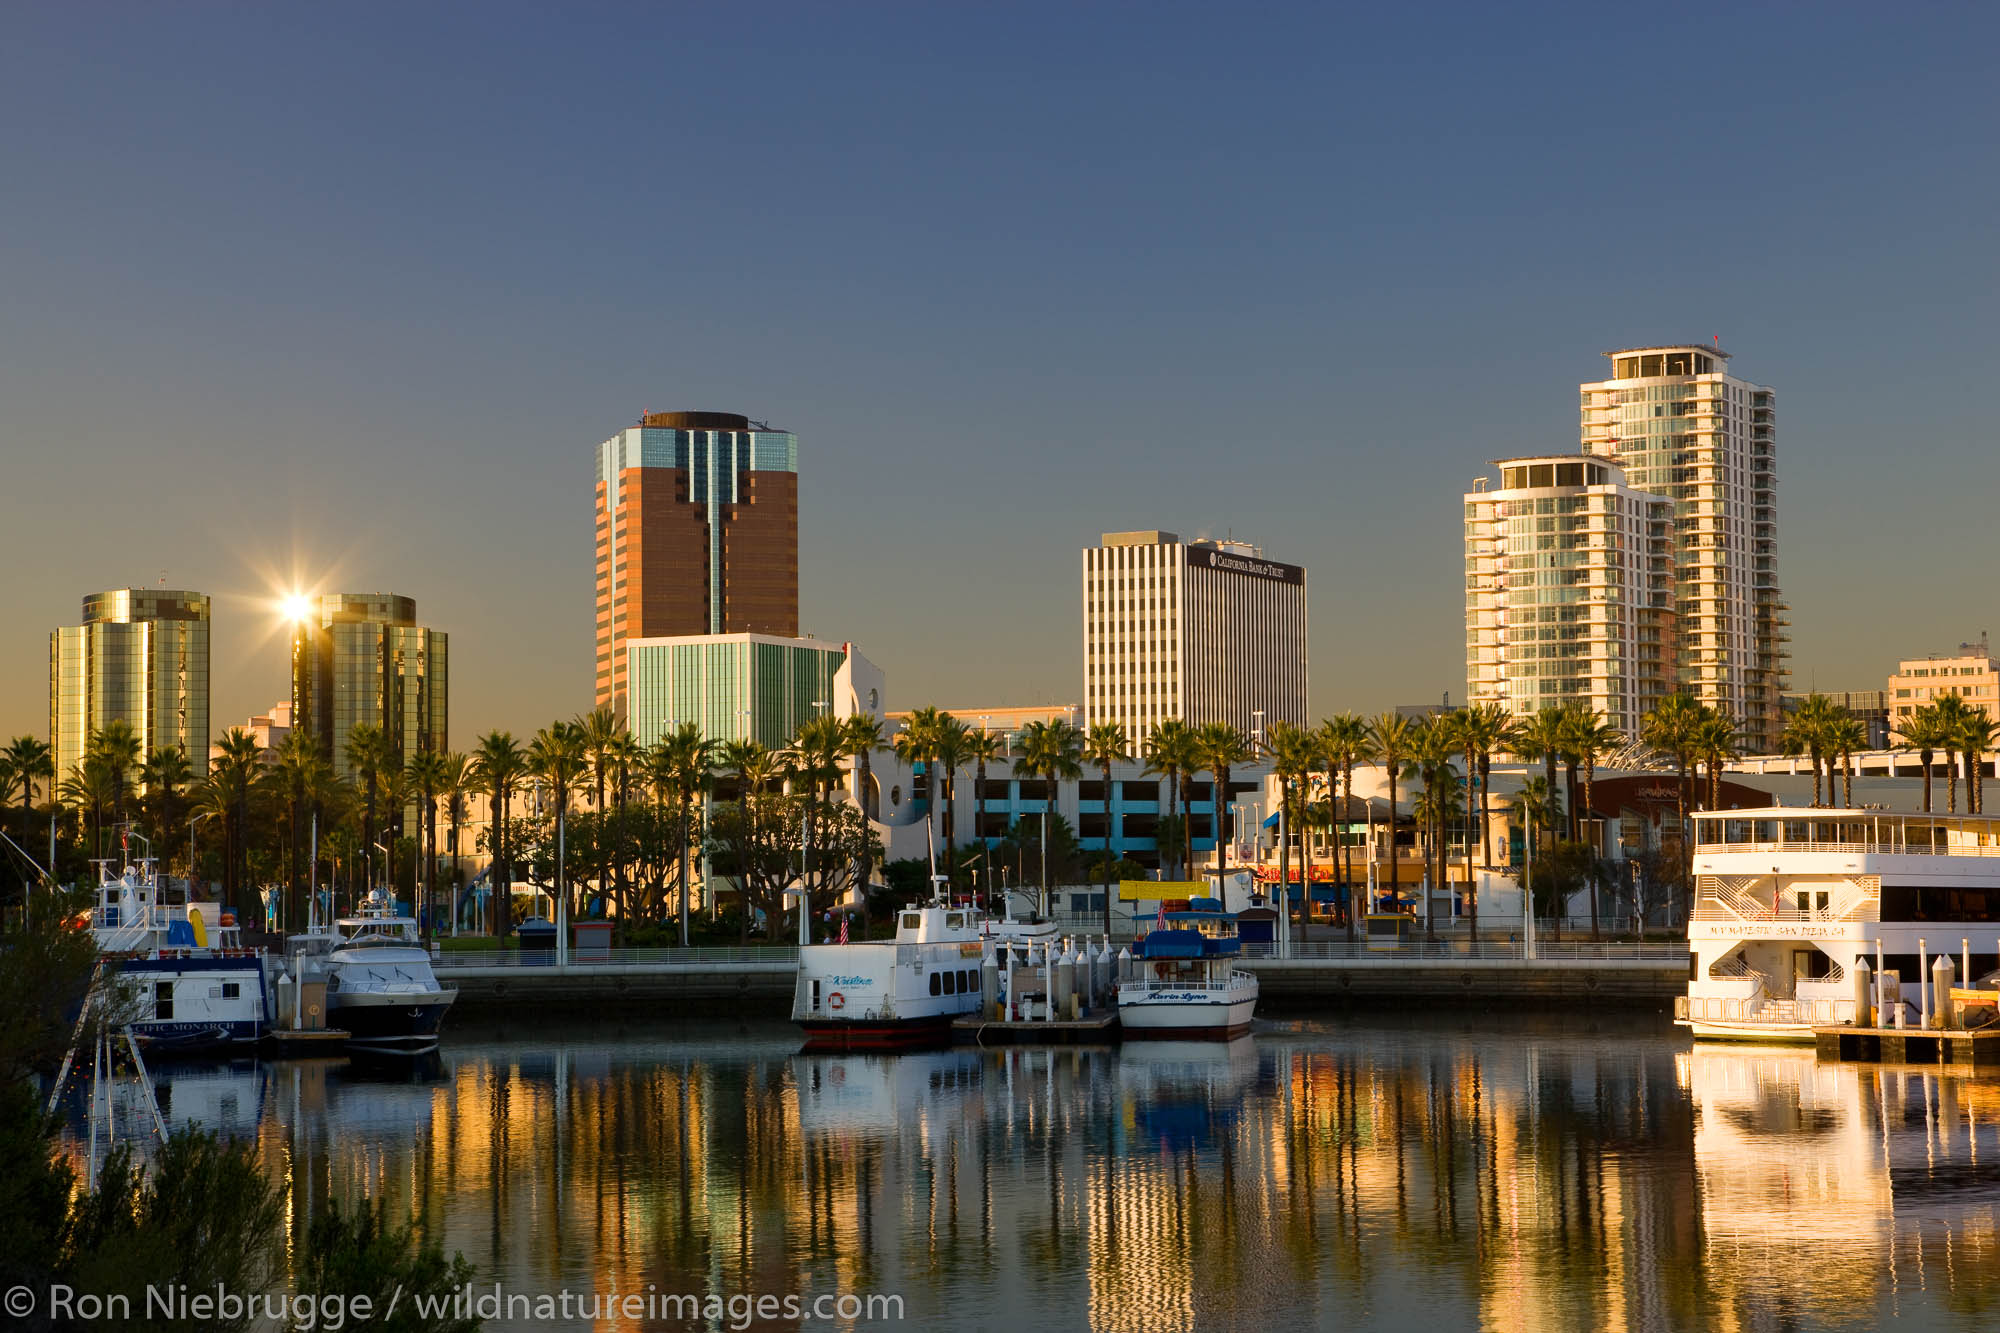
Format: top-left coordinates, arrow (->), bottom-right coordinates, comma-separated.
792,902 -> 1059,1051
89,857 -> 271,1053
1118,904 -> 1259,1039
1679,806 -> 2000,1042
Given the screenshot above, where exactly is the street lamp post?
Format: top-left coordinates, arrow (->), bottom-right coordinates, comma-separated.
188,812 -> 215,896
372,842 -> 390,910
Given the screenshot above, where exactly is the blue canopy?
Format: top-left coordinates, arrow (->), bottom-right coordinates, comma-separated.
1135,928 -> 1209,959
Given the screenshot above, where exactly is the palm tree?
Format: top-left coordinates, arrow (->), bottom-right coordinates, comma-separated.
1899,703 -> 1947,814
1404,718 -> 1460,940
576,706 -> 621,912
841,714 -> 887,822
654,724 -> 717,945
405,749 -> 452,944
1268,721 -> 1317,941
137,745 -> 195,865
5,736 -> 54,815
1082,722 -> 1133,935
1560,708 -> 1622,856
1510,775 -> 1561,941
527,722 -> 589,929
1318,714 -> 1374,938
1194,722 -> 1253,899
59,760 -> 115,863
1366,713 -> 1416,914
966,727 -> 1002,908
267,733 -> 328,931
204,728 -> 264,916
1827,712 -> 1869,811
893,706 -> 947,815
439,752 -> 474,934
1451,704 -> 1510,871
472,730 -> 526,939
1512,708 -> 1570,835
1640,694 -> 1703,906
1693,711 -> 1741,813
345,723 -> 392,891
717,739 -> 771,941
1780,694 -> 1838,808
86,718 -> 144,829
792,712 -> 851,911
1143,719 -> 1198,878
1015,719 -> 1084,915
924,715 -> 974,885
1959,711 -> 1998,815
1933,693 -> 1977,814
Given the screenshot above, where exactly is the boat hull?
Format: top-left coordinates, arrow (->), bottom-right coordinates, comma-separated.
797,1015 -> 957,1052
1679,1018 -> 1818,1044
329,990 -> 456,1055
1118,993 -> 1258,1040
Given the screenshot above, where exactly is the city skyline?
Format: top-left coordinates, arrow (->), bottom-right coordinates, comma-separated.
4,5 -> 1996,745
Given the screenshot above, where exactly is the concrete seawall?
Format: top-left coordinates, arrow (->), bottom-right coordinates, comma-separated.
442,956 -> 1683,1014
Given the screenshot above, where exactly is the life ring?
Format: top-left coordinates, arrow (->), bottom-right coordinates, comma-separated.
828,991 -> 846,1011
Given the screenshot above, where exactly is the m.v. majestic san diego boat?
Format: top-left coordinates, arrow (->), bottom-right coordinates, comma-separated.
1680,806 -> 2000,1042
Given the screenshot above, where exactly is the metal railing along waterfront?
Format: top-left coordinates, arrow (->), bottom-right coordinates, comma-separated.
1237,940 -> 1688,962
429,940 -> 1687,968
433,946 -> 800,969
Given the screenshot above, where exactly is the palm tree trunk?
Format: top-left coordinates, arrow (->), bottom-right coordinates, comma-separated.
1948,746 -> 1960,814
1101,760 -> 1114,938
1340,767 -> 1356,942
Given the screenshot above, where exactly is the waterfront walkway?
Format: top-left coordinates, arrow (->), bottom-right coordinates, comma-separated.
434,941 -> 1687,1008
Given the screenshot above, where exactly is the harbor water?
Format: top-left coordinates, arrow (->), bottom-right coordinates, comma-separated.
66,1012 -> 2000,1331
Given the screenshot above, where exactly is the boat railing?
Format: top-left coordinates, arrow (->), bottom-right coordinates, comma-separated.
1691,876 -> 1879,924
1118,973 -> 1255,995
1679,993 -> 1857,1026
1697,836 -> 2000,858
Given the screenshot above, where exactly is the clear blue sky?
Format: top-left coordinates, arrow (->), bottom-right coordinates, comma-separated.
3,3 -> 1995,744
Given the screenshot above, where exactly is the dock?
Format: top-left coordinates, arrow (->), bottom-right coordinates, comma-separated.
1813,1025 -> 2000,1068
268,1028 -> 350,1054
952,1013 -> 1120,1045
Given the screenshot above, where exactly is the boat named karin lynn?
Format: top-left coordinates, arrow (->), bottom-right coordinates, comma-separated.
1118,904 -> 1259,1039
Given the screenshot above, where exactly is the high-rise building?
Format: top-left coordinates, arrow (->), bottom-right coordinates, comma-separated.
1580,345 -> 1787,750
1887,636 -> 2000,739
1464,456 -> 1676,736
50,588 -> 211,782
625,634 -> 880,749
595,411 -> 799,721
1082,531 -> 1307,740
290,593 -> 448,781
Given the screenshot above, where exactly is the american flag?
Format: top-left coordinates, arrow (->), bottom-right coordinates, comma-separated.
1154,901 -> 1166,933
837,916 -> 849,944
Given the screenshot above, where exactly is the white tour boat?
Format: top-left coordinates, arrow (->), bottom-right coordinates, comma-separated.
792,903 -> 1059,1051
1681,806 -> 2000,1042
90,858 -> 270,1054
1118,906 -> 1260,1039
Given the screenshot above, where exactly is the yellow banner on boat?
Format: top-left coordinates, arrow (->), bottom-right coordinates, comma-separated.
187,905 -> 209,948
1119,880 -> 1211,902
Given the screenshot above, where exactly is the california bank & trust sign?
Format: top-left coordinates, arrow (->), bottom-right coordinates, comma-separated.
1192,549 -> 1305,585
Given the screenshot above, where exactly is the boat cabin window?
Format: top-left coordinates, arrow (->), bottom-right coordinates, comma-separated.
930,971 -> 942,996
1881,883 -> 2000,922
901,913 -> 922,932
946,912 -> 966,930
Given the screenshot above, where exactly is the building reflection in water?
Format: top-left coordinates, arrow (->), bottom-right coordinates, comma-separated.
81,1016 -> 2000,1331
